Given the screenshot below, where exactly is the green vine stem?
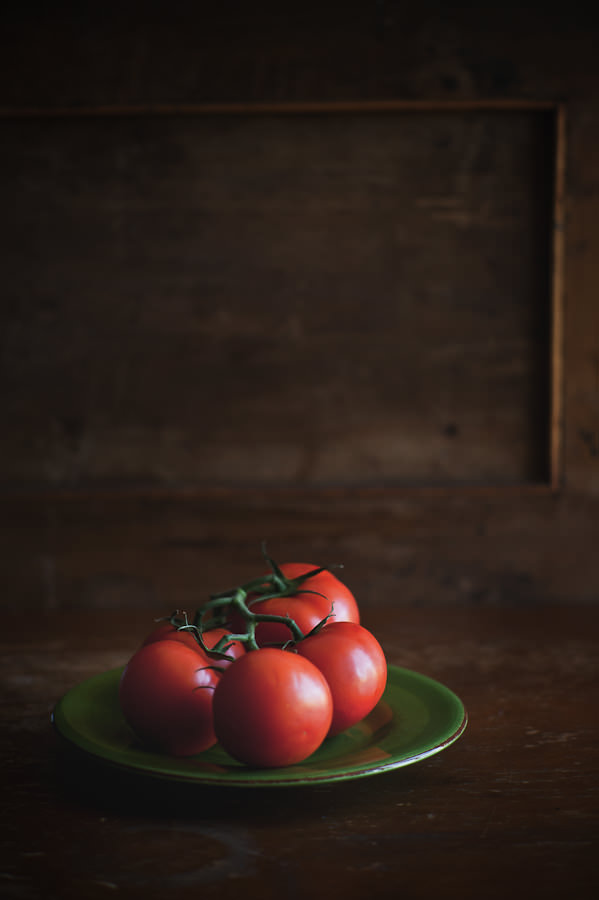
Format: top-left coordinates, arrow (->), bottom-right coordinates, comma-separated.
168,546 -> 341,661
174,588 -> 308,660
204,543 -> 341,613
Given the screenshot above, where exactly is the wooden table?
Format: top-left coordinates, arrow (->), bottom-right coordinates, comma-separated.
2,605 -> 598,900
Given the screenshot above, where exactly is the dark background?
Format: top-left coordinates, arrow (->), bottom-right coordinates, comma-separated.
2,2 -> 599,611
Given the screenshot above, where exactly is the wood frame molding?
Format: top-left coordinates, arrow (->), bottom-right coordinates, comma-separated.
550,103 -> 567,491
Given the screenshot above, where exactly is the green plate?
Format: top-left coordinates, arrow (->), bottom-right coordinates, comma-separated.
52,664 -> 467,787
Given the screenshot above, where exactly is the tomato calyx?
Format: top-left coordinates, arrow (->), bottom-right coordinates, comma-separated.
212,543 -> 341,606
298,609 -> 337,640
203,543 -> 341,616
255,543 -> 342,603
159,547 -> 345,661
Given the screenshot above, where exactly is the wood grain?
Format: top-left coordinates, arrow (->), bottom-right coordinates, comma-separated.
1,7 -> 599,609
2,489 -> 599,611
1,605 -> 597,900
1,107 -> 554,488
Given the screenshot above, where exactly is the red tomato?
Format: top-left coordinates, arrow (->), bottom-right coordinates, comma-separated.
142,622 -> 245,670
295,621 -> 387,737
278,563 -> 360,625
230,562 -> 360,646
119,641 -> 220,756
212,648 -> 333,767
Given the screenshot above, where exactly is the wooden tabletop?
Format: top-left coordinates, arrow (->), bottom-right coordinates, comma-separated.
2,604 -> 598,900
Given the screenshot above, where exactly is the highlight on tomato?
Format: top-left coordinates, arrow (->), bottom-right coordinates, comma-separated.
212,647 -> 333,767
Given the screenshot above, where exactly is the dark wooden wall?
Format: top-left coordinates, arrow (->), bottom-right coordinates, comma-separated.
1,4 -> 598,611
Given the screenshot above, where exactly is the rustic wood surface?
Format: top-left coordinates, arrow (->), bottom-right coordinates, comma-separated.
3,490 -> 599,611
1,604 -> 597,900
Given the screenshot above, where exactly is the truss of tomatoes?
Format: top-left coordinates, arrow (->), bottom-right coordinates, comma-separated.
119,553 -> 388,768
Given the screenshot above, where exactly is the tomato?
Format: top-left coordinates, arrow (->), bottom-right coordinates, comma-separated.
277,563 -> 360,625
142,622 -> 245,670
119,640 -> 220,756
228,562 -> 360,646
295,621 -> 387,736
212,648 -> 333,767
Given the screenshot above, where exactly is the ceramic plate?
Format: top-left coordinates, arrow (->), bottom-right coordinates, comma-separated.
52,664 -> 467,787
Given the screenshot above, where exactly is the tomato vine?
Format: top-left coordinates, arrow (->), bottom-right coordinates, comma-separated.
166,545 -> 341,658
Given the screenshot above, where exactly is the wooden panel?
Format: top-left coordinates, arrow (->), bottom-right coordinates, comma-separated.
1,106 -> 555,488
1,7 -> 598,612
3,488 -> 599,612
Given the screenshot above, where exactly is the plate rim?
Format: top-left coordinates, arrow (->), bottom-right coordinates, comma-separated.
52,663 -> 468,788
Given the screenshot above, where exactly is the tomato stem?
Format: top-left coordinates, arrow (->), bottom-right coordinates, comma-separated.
175,548 -> 342,659
184,586 -> 307,657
